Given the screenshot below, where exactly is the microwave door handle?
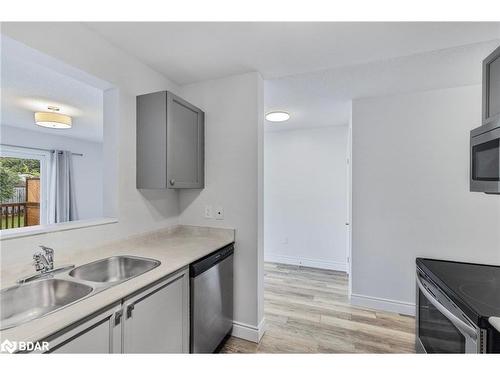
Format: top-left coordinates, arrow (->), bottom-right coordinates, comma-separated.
416,275 -> 477,340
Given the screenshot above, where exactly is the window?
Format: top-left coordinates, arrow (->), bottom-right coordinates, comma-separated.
0,146 -> 49,229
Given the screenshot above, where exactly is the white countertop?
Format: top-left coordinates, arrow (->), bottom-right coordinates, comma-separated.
0,225 -> 235,343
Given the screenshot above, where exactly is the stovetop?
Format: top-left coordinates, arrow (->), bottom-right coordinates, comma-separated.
416,258 -> 500,327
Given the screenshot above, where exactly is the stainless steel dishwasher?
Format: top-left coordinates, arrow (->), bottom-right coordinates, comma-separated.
190,243 -> 234,353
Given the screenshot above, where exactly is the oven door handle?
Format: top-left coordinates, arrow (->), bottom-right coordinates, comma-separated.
416,274 -> 477,340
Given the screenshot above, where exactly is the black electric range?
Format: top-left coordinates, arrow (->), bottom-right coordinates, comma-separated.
416,258 -> 500,353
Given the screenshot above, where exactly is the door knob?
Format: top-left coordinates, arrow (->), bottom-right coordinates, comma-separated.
114,310 -> 123,326
345,222 -> 350,226
127,304 -> 135,319
169,179 -> 175,186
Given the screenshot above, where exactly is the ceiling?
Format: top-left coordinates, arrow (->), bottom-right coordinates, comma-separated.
85,22 -> 500,131
1,36 -> 104,142
85,22 -> 500,85
3,22 -> 497,136
265,39 -> 500,131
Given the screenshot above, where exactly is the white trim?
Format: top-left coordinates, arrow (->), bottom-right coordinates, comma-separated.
265,253 -> 347,272
0,217 -> 118,240
257,317 -> 266,342
231,318 -> 266,343
350,293 -> 416,316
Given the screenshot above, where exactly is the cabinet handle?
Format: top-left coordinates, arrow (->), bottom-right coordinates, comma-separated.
169,179 -> 175,186
126,304 -> 135,319
114,310 -> 123,326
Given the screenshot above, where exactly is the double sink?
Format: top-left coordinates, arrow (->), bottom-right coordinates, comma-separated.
0,256 -> 160,331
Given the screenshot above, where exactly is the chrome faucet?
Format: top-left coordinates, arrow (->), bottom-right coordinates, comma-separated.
17,246 -> 74,284
33,245 -> 54,274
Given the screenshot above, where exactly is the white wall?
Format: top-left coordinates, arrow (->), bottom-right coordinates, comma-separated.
0,23 -> 181,267
178,72 -> 265,342
351,85 -> 500,315
264,126 -> 348,271
1,24 -> 265,343
1,125 -> 103,220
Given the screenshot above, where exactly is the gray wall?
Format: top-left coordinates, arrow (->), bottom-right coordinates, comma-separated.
178,72 -> 265,340
351,84 -> 500,314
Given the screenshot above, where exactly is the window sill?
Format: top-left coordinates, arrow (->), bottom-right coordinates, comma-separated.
0,217 -> 118,241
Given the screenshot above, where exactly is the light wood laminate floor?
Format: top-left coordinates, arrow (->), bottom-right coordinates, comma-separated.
220,262 -> 415,353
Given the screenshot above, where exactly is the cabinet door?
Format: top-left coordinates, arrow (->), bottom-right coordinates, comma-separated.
122,269 -> 189,353
167,92 -> 204,189
136,91 -> 167,189
46,305 -> 122,354
487,54 -> 500,120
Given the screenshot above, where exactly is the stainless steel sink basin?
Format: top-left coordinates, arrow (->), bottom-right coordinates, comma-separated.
0,279 -> 93,330
69,256 -> 160,283
1,256 -> 160,331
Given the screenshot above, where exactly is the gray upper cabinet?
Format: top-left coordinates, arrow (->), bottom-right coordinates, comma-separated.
137,91 -> 204,189
483,45 -> 500,125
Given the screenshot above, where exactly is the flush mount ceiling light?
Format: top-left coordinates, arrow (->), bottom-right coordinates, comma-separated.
265,111 -> 290,122
35,106 -> 72,129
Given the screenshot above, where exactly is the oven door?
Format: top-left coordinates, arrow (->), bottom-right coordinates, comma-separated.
470,126 -> 500,193
416,270 -> 479,353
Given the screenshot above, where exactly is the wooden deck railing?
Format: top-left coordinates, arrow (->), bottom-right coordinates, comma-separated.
0,203 -> 27,229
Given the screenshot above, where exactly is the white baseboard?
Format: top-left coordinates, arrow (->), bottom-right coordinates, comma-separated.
231,318 -> 266,343
265,253 -> 347,272
351,293 -> 415,316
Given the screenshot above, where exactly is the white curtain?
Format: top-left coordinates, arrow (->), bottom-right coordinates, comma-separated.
48,150 -> 78,223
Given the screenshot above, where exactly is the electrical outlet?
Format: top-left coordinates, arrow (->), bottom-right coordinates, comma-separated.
204,205 -> 213,219
214,206 -> 224,220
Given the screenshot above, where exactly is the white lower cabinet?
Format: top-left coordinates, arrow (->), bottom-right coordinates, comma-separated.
122,269 -> 189,353
45,268 -> 189,354
48,304 -> 122,353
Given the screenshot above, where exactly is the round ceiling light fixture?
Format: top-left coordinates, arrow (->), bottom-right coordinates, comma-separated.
35,106 -> 72,129
265,111 -> 290,122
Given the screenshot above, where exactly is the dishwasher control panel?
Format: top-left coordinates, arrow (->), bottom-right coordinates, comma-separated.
189,243 -> 234,277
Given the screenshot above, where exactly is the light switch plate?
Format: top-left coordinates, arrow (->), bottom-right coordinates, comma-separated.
204,205 -> 213,219
214,206 -> 224,220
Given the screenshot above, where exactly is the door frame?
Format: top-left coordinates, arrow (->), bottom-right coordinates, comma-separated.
346,123 -> 353,298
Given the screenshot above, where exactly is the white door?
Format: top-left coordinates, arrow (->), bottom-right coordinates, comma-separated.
122,270 -> 189,353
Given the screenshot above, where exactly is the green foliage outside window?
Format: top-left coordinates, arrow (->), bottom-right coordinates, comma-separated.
0,157 -> 40,202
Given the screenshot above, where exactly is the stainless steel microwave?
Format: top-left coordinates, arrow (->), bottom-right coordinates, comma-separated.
470,122 -> 500,194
